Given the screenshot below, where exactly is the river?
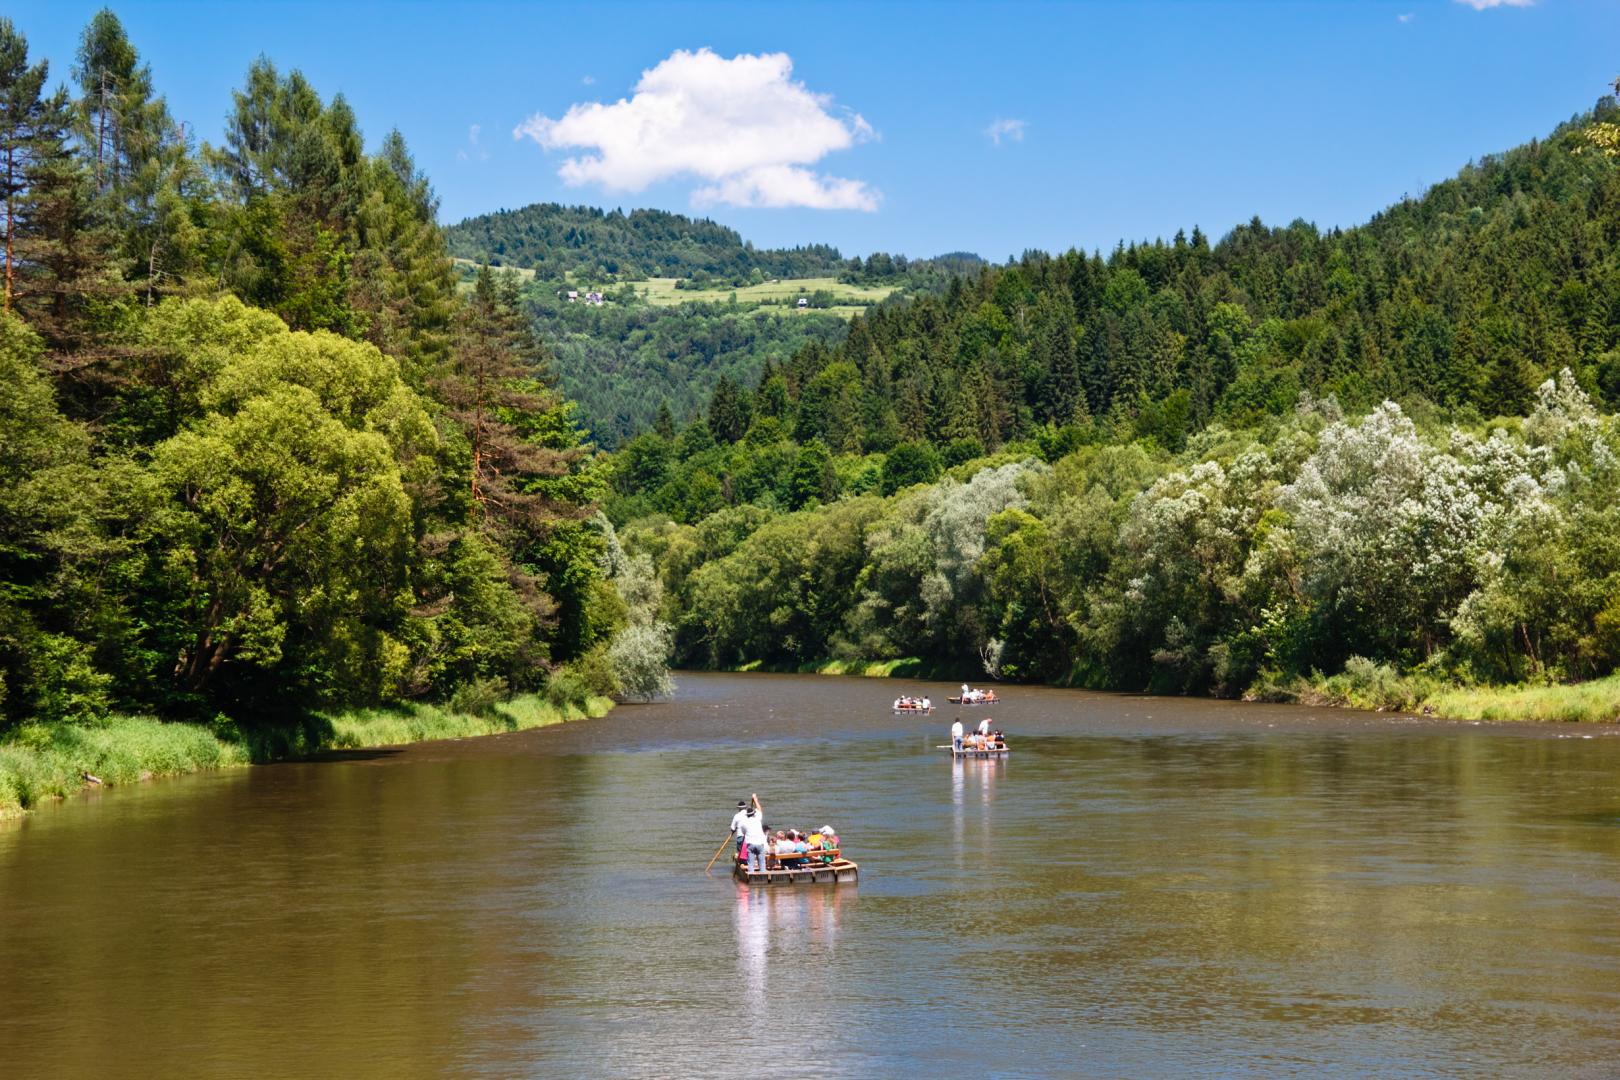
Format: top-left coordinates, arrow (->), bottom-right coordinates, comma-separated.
2,673 -> 1618,1077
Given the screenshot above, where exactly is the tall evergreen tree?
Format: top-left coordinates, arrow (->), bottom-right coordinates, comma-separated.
442,265 -> 580,534
0,19 -> 49,316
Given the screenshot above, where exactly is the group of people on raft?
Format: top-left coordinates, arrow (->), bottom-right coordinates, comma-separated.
950,715 -> 1006,751
893,695 -> 932,712
729,800 -> 840,873
955,684 -> 997,704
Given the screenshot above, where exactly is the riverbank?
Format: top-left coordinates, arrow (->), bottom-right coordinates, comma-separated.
743,654 -> 1620,724
0,694 -> 614,820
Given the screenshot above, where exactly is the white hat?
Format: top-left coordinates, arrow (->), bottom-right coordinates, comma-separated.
820,825 -> 834,835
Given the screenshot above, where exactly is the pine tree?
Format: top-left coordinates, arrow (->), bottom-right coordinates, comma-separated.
441,265 -> 580,534
1035,302 -> 1082,425
14,82 -> 122,351
706,373 -> 750,443
0,19 -> 49,316
652,400 -> 676,438
73,10 -> 202,303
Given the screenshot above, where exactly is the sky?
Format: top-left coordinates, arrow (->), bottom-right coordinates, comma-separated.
11,1 -> 1620,262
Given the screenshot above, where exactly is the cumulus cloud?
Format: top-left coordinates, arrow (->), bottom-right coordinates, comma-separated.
985,118 -> 1028,146
1454,0 -> 1534,8
514,48 -> 878,211
1397,12 -> 1415,23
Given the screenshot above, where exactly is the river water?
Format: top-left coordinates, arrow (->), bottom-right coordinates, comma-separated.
2,673 -> 1619,1078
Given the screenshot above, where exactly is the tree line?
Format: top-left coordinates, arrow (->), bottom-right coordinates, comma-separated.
606,95 -> 1620,695
0,12 -> 666,734
445,202 -> 851,282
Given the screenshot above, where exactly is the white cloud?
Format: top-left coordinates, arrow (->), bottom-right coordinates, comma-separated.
1397,12 -> 1415,23
513,48 -> 878,211
581,75 -> 595,85
985,118 -> 1028,146
458,123 -> 489,162
1454,0 -> 1534,9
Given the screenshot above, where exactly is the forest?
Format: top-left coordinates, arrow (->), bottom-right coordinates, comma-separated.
605,97 -> 1620,713
446,204 -> 978,445
445,202 -> 851,282
0,10 -> 669,769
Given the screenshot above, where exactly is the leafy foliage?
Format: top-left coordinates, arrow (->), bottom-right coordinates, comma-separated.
0,15 -> 653,732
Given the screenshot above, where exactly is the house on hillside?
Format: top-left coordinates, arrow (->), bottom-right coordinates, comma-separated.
565,290 -> 579,302
585,291 -> 605,306
796,297 -> 809,309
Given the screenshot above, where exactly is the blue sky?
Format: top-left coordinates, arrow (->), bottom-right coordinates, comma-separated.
12,1 -> 1620,261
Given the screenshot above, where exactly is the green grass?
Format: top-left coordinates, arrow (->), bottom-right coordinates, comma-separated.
0,693 -> 616,820
1252,659 -> 1620,723
451,257 -> 536,282
634,276 -> 895,311
731,656 -> 969,680
322,694 -> 613,748
1424,674 -> 1620,723
450,260 -> 894,318
0,716 -> 249,818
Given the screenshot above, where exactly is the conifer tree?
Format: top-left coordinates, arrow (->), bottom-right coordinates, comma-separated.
442,264 -> 580,535
706,373 -> 750,443
0,19 -> 49,316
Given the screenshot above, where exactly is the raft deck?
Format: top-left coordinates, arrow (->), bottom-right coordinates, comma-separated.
947,745 -> 1010,758
733,856 -> 858,885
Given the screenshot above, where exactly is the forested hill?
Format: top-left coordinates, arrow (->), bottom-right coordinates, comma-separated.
607,97 -> 1620,705
445,202 -> 847,280
642,99 -> 1620,459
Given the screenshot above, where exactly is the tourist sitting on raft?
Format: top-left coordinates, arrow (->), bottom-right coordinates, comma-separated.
956,684 -> 997,704
739,825 -> 840,870
960,730 -> 1006,751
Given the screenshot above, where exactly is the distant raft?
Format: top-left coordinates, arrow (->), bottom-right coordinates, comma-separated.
941,742 -> 1010,758
893,704 -> 935,715
734,852 -> 859,885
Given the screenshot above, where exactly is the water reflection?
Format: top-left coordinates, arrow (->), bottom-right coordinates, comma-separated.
733,885 -> 852,1023
2,673 -> 1620,1078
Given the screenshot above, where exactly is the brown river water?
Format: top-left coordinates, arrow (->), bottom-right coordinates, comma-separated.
3,672 -> 1619,1078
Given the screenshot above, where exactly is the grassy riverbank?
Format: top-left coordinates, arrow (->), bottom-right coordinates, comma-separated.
740,653 -> 1620,724
0,694 -> 614,820
1252,659 -> 1620,723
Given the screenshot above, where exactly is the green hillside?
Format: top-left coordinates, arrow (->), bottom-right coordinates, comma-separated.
606,96 -> 1620,708
445,202 -> 848,280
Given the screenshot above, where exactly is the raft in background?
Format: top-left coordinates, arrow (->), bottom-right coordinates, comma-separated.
733,856 -> 859,885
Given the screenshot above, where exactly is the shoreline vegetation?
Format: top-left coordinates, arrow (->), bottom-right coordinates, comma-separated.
740,658 -> 1620,725
0,694 -> 614,821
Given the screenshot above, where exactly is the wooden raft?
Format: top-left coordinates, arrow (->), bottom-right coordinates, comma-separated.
953,746 -> 1010,758
733,853 -> 859,885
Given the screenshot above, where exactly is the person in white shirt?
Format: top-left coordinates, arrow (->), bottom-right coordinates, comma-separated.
741,806 -> 768,873
729,800 -> 750,858
950,718 -> 964,751
921,696 -> 931,711
978,716 -> 992,737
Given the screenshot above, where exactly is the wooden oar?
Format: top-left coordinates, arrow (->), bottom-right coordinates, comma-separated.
703,833 -> 733,874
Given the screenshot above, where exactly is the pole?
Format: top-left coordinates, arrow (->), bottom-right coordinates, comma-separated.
703,833 -> 733,874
